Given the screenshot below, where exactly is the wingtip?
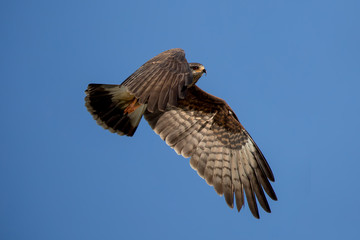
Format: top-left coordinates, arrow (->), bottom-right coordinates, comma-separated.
271,193 -> 278,201
224,193 -> 234,209
251,208 -> 260,219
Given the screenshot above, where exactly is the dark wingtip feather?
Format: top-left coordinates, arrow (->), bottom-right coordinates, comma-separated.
244,184 -> 260,219
271,192 -> 278,201
224,192 -> 234,209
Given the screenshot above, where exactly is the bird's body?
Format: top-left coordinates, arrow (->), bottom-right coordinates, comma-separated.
85,48 -> 277,218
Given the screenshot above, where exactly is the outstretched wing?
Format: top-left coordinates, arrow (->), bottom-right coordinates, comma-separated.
121,48 -> 193,112
144,85 -> 277,218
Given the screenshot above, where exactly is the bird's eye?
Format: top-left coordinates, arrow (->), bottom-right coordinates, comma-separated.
192,66 -> 199,70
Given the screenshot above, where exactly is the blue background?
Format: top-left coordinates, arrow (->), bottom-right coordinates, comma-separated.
1,0 -> 359,239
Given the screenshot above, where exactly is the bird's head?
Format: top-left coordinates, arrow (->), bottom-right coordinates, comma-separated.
189,63 -> 206,86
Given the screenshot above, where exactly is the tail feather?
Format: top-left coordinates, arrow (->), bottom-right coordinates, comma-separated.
85,84 -> 146,136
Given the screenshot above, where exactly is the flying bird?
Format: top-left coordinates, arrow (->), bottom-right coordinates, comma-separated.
85,48 -> 277,218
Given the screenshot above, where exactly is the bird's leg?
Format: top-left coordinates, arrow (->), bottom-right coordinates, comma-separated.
124,98 -> 141,114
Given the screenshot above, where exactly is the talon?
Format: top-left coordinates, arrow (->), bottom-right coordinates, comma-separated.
124,98 -> 140,114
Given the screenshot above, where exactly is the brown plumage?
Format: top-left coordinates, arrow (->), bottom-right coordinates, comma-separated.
85,48 -> 277,218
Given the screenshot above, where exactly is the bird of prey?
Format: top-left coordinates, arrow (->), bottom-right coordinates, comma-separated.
85,48 -> 277,218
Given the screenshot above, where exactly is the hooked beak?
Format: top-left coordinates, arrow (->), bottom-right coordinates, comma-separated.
203,68 -> 207,76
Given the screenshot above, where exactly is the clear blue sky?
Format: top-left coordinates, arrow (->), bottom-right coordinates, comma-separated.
1,0 -> 359,239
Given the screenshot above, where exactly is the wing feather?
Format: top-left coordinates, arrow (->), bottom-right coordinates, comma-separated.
197,134 -> 215,178
157,71 -> 172,111
211,144 -> 224,195
146,70 -> 170,112
221,147 -> 234,208
239,147 -> 260,218
122,48 -> 192,111
231,150 -> 245,211
243,144 -> 270,213
144,83 -> 276,219
203,141 -> 215,186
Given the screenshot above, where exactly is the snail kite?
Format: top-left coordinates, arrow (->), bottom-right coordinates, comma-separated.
85,48 -> 277,218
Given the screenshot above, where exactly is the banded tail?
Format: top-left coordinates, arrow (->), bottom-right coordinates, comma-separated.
85,84 -> 147,136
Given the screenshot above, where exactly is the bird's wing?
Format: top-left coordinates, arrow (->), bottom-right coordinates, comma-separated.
121,48 -> 193,112
144,85 -> 277,218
